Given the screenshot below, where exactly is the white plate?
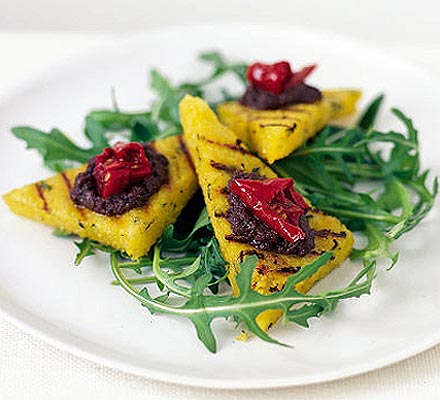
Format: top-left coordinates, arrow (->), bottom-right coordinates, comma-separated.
0,23 -> 439,389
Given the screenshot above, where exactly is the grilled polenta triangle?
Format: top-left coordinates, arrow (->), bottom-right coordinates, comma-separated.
180,95 -> 354,330
3,136 -> 198,260
217,89 -> 361,164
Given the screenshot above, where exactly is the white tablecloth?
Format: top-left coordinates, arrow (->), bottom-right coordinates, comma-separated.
1,31 -> 439,400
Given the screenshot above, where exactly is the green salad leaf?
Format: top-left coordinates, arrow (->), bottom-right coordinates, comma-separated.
74,238 -> 95,266
111,251 -> 375,352
357,93 -> 384,130
11,127 -> 96,171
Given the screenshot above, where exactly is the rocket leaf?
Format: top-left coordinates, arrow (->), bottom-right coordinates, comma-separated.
111,252 -> 375,352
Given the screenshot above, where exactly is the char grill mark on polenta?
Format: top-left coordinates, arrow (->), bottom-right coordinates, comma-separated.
178,136 -> 196,173
179,95 -> 354,330
204,138 -> 253,156
258,122 -> 298,132
60,171 -> 73,191
35,183 -> 49,212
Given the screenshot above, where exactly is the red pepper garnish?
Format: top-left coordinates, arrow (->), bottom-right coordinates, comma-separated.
229,177 -> 309,243
246,61 -> 317,95
246,61 -> 293,95
286,64 -> 317,88
93,142 -> 152,198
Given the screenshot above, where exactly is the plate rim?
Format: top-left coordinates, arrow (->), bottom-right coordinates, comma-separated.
1,299 -> 440,389
0,21 -> 439,390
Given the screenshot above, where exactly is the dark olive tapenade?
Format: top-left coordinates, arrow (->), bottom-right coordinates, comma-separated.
240,83 -> 322,110
70,144 -> 169,216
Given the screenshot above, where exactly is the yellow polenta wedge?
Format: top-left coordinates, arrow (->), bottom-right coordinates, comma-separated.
217,89 -> 361,164
3,136 -> 198,260
180,95 -> 354,330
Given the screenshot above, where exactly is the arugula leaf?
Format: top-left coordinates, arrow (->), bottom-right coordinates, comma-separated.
150,69 -> 183,127
73,237 -> 116,266
350,223 -> 398,268
286,304 -> 325,328
149,52 -> 247,134
286,259 -> 375,326
12,127 -> 95,171
74,238 -> 95,266
149,245 -> 197,297
114,220 -> 227,294
86,110 -> 151,132
52,228 -> 73,238
130,116 -> 161,142
198,238 -> 228,294
160,207 -> 211,252
87,110 -> 166,143
198,51 -> 248,86
357,94 -> 385,130
111,252 -> 375,352
84,116 -> 110,152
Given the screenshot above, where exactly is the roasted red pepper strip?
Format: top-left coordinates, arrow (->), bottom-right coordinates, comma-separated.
229,177 -> 309,243
246,61 -> 318,95
286,64 -> 317,88
246,61 -> 292,95
93,142 -> 152,198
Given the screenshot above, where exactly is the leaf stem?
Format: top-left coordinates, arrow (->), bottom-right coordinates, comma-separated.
318,206 -> 402,224
292,147 -> 364,158
111,253 -> 375,317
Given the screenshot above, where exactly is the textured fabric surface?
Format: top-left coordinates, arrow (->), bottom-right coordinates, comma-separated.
1,315 -> 440,400
0,33 -> 439,400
